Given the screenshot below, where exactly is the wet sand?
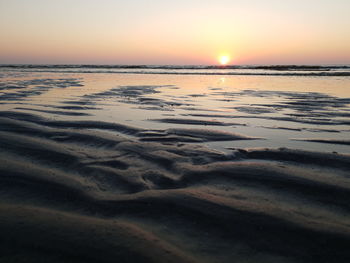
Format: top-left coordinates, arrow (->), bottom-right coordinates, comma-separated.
0,69 -> 350,262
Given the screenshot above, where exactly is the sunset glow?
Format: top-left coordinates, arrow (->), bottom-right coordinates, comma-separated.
219,55 -> 230,65
0,0 -> 349,65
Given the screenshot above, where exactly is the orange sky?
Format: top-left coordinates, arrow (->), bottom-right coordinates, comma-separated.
0,0 -> 349,65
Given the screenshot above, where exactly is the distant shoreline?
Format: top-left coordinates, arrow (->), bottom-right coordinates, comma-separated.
1,64 -> 349,70
1,64 -> 350,76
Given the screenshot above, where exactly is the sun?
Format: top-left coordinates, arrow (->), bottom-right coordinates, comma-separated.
218,55 -> 230,65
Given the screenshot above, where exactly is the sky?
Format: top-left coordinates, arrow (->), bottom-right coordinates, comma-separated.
0,0 -> 349,65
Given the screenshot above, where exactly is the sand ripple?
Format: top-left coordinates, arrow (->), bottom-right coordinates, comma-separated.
1,112 -> 350,262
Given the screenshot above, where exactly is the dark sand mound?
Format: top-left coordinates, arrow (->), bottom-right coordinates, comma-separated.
79,85 -> 191,111
260,126 -> 344,133
1,112 -> 350,263
207,90 -> 350,126
15,107 -> 92,116
0,204 -> 196,263
0,78 -> 83,101
0,111 -> 257,143
291,138 -> 350,145
183,112 -> 350,126
150,117 -> 245,126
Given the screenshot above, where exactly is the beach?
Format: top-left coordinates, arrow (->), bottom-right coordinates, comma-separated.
0,65 -> 350,262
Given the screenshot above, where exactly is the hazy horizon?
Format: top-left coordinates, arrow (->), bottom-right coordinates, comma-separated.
1,0 -> 349,65
1,63 -> 349,66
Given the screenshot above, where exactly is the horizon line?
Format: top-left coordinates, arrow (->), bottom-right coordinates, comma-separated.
1,63 -> 349,67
